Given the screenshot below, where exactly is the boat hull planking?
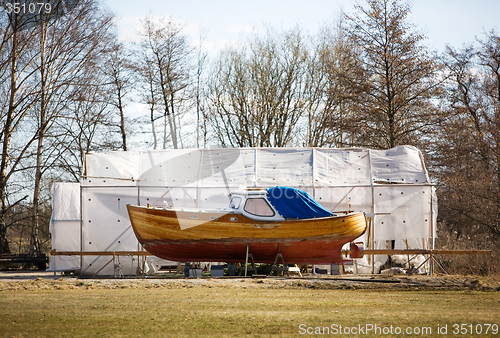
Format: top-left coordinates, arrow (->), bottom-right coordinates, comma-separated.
127,205 -> 366,264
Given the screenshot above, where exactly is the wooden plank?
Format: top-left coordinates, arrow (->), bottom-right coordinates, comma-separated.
51,249 -> 492,257
51,250 -> 153,256
361,249 -> 491,255
429,250 -> 492,255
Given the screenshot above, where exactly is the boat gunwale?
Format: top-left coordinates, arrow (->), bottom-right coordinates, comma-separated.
126,204 -> 365,222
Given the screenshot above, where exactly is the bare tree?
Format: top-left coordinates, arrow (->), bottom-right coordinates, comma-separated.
101,36 -> 134,151
135,57 -> 161,149
136,16 -> 192,149
0,0 -> 114,254
344,0 -> 441,149
54,67 -> 117,181
0,11 -> 42,254
303,20 -> 368,147
195,28 -> 208,148
28,0 -> 114,255
207,27 -> 309,147
436,31 -> 500,241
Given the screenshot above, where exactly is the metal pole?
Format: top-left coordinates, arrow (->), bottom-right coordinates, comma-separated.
79,181 -> 83,275
367,149 -> 376,274
429,186 -> 435,276
196,149 -> 204,208
254,149 -> 258,188
312,148 -> 316,199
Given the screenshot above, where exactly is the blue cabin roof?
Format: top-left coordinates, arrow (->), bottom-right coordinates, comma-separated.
266,186 -> 335,219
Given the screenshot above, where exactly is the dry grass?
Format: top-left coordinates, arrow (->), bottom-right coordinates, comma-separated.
0,277 -> 499,337
435,224 -> 500,276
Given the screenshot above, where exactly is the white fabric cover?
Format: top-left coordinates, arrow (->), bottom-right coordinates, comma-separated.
85,146 -> 430,187
48,183 -> 81,272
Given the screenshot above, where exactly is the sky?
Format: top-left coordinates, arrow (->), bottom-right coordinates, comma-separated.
100,0 -> 500,149
103,0 -> 500,53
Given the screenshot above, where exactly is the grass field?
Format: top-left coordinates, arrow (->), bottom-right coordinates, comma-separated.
0,276 -> 499,337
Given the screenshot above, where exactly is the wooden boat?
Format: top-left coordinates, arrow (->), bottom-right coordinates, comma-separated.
127,187 -> 366,264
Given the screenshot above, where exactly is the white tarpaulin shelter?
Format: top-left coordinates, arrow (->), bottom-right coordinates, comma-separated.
49,146 -> 436,275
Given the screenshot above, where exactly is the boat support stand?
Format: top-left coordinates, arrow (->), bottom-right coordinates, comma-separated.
269,244 -> 289,277
241,244 -> 258,277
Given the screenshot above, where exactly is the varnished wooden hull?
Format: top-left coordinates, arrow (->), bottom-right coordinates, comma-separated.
126,205 -> 366,264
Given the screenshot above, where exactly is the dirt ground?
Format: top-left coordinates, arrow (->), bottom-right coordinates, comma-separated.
1,270 -> 499,291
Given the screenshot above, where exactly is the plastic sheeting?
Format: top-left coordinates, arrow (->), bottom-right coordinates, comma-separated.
50,146 -> 436,275
266,186 -> 335,219
84,146 -> 430,188
48,182 -> 170,275
48,183 -> 80,272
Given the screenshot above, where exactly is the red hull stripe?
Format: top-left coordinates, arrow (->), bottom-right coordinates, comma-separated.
141,238 -> 347,264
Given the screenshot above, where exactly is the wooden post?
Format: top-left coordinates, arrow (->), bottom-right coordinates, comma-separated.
245,244 -> 249,277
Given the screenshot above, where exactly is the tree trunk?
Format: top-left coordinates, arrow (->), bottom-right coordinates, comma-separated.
0,30 -> 18,254
169,89 -> 178,149
150,104 -> 157,150
160,80 -> 177,149
31,26 -> 47,257
116,86 -> 127,151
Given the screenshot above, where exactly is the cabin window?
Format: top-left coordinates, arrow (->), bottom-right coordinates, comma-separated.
244,198 -> 275,217
229,196 -> 242,209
